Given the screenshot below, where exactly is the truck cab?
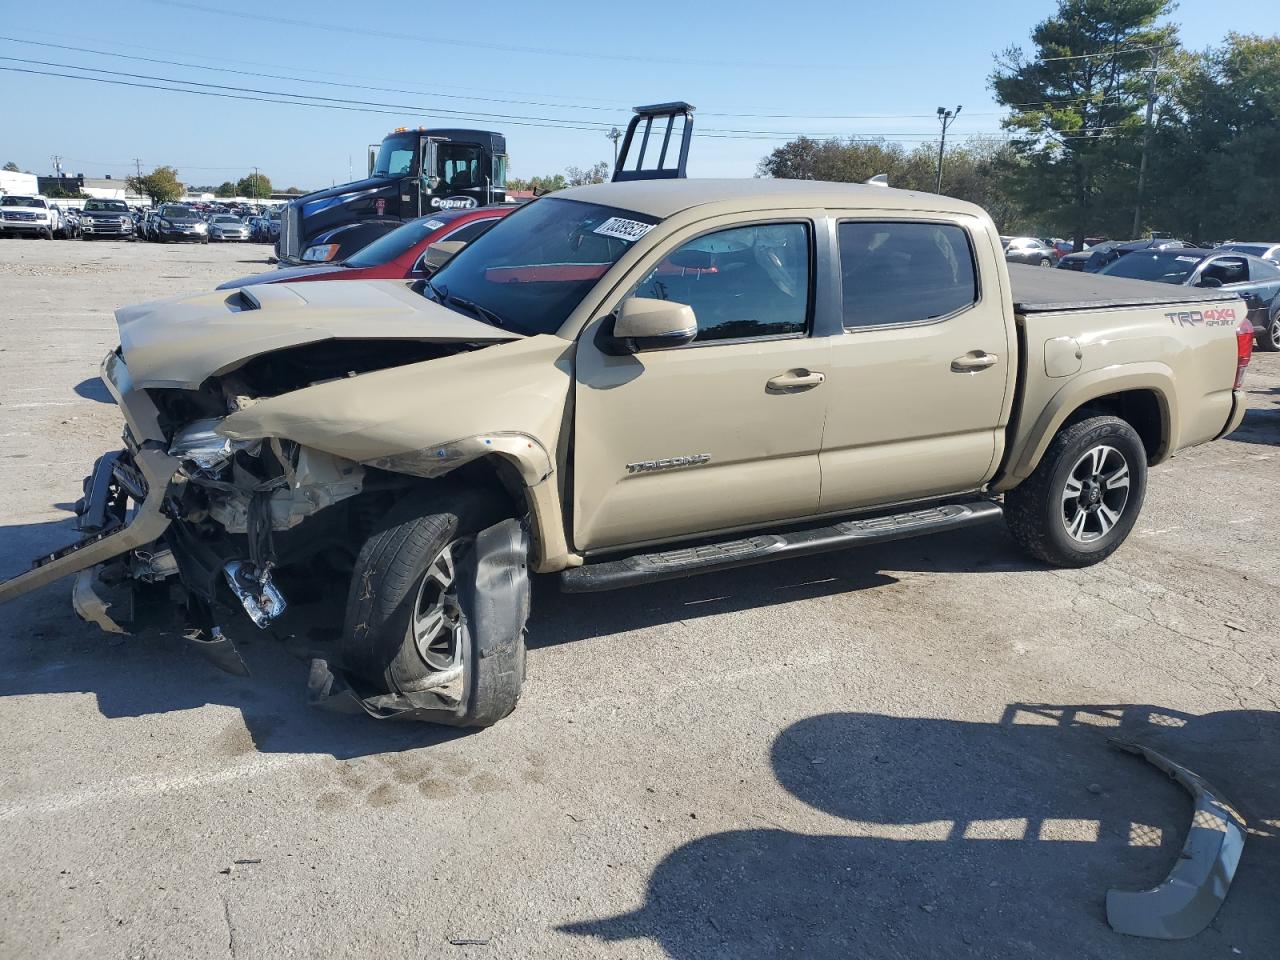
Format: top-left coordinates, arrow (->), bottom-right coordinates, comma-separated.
276,127 -> 507,265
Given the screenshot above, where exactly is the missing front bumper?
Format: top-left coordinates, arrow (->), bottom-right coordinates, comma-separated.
1106,739 -> 1247,940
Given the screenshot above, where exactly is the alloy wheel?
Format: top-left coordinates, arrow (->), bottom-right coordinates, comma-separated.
1061,444 -> 1131,543
411,540 -> 467,671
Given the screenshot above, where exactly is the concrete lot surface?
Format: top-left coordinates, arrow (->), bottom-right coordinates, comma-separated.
1,238 -> 1277,959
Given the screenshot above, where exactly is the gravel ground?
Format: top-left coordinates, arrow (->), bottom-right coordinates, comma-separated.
0,237 -> 1277,960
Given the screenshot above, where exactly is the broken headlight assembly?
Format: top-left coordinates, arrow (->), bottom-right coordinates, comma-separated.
168,418 -> 259,472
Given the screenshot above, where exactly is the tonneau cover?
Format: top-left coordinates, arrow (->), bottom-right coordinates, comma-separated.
1009,263 -> 1241,313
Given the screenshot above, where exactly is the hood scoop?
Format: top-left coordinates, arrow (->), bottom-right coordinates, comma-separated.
117,279 -> 522,390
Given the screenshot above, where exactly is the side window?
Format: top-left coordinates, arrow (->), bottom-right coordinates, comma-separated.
839,221 -> 978,328
1202,257 -> 1247,285
630,223 -> 810,343
442,218 -> 497,244
1247,257 -> 1279,280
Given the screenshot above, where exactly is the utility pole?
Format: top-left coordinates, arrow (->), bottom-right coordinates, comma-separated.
607,127 -> 622,167
252,165 -> 259,202
1131,50 -> 1160,238
935,106 -> 961,193
50,154 -> 63,177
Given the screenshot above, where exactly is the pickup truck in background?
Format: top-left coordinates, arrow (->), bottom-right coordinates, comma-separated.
0,178 -> 1255,727
0,194 -> 62,239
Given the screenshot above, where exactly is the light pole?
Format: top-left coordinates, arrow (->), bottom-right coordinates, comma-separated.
935,105 -> 962,193
1131,50 -> 1160,238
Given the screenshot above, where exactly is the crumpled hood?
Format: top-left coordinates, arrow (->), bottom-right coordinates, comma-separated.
116,279 -> 521,389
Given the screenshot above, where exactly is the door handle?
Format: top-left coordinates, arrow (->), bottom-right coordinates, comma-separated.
767,369 -> 826,393
951,351 -> 999,373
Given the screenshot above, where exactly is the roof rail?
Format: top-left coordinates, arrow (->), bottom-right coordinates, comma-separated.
612,102 -> 695,183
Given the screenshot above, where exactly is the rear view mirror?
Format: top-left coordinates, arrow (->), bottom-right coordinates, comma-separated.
610,297 -> 698,353
423,240 -> 466,272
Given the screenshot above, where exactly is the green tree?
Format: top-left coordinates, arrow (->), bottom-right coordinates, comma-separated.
236,172 -> 272,199
1146,34 -> 1280,241
213,181 -> 237,197
990,0 -> 1177,246
2,161 -> 19,172
565,161 -> 610,186
127,165 -> 184,204
284,186 -> 305,194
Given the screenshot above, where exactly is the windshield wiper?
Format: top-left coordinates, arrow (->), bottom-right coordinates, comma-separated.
446,294 -> 507,329
425,280 -> 505,328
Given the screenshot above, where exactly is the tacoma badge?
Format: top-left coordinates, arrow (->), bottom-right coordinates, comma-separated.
625,454 -> 711,475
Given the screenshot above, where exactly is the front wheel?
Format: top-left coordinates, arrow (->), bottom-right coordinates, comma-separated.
340,489 -> 525,727
1039,257 -> 1052,268
1005,415 -> 1147,567
1256,311 -> 1280,352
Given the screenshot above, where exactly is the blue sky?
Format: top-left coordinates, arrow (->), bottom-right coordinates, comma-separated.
0,0 -> 1273,190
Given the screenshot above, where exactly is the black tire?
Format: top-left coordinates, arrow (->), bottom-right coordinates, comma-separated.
43,227 -> 54,240
340,488 -> 524,727
1005,415 -> 1147,568
1256,310 -> 1280,352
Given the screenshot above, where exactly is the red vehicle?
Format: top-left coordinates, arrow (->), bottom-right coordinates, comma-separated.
217,205 -> 512,290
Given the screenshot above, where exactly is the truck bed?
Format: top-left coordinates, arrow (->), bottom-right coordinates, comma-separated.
1009,263 -> 1242,314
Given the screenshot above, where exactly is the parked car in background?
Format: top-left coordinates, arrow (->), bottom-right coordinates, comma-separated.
1004,236 -> 1059,267
208,214 -> 251,242
0,194 -> 61,239
79,199 -> 136,241
1101,248 -> 1280,351
1058,241 -> 1123,273
151,204 -> 208,243
1115,238 -> 1194,255
217,206 -> 512,289
1042,238 -> 1075,258
1216,242 -> 1280,266
54,205 -> 80,238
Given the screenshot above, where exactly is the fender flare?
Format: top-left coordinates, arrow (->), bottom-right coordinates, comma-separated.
1005,363 -> 1178,483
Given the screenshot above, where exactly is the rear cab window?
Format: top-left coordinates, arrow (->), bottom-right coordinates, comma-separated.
838,221 -> 978,328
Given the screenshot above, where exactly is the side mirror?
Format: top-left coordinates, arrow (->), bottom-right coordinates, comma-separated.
1197,276 -> 1223,288
422,174 -> 442,191
609,297 -> 698,353
423,240 -> 466,272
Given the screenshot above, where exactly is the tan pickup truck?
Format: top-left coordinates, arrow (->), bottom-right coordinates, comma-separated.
0,179 -> 1256,726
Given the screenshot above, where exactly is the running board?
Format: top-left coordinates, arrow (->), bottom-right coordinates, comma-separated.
560,500 -> 1003,593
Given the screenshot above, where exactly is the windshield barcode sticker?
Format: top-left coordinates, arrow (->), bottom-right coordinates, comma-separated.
424,219 -> 446,230
593,217 -> 655,243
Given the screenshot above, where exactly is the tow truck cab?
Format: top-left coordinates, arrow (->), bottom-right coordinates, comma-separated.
277,127 -> 508,265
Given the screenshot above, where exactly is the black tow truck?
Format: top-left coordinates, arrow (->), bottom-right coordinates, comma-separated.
276,126 -> 508,265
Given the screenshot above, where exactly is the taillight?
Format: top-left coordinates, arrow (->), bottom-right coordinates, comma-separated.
1235,317 -> 1254,389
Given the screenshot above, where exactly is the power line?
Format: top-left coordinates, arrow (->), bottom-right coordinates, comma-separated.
0,58 -> 1014,142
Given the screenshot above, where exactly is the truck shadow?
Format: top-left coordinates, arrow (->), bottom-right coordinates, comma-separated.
0,519 -> 1038,759
561,704 -> 1280,957
527,523 -> 1038,650
1228,408 -> 1280,446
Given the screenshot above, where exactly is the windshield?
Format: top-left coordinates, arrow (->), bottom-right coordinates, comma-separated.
373,132 -> 418,177
85,200 -> 128,212
1,196 -> 42,207
425,198 -> 660,336
1100,250 -> 1205,284
345,215 -> 460,268
213,215 -> 239,223
160,205 -> 196,219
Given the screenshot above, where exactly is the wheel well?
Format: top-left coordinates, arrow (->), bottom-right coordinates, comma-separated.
1071,389 -> 1166,462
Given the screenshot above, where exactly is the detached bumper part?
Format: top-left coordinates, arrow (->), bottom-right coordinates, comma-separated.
0,448 -> 179,604
1106,738 -> 1247,940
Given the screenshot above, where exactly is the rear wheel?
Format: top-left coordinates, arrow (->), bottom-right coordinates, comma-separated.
1256,310 -> 1280,352
1039,257 -> 1052,268
1005,415 -> 1147,567
340,489 -> 525,727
